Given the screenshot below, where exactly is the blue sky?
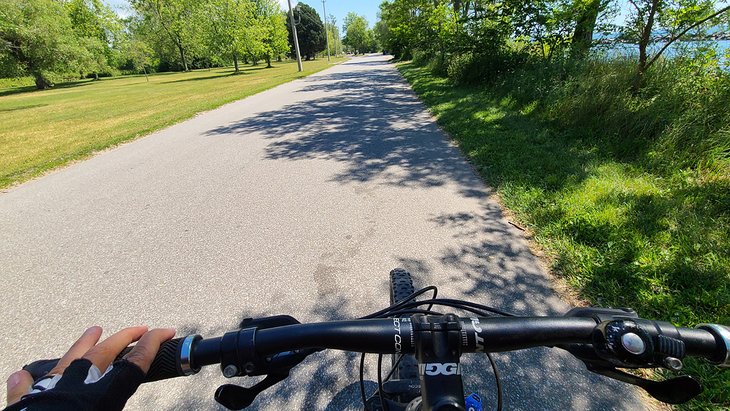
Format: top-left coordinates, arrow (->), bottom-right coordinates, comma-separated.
282,1 -> 382,31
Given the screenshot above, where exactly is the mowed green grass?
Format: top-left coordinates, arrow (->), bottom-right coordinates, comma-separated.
398,62 -> 729,408
0,58 -> 344,189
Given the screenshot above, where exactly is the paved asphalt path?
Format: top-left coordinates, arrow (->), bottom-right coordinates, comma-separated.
0,55 -> 645,410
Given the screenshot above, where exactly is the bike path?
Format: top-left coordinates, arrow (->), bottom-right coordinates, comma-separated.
0,55 -> 645,410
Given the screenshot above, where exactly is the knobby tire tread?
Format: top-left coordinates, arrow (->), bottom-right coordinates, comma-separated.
389,268 -> 418,403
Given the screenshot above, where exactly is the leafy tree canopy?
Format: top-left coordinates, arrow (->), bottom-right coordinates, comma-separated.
0,0 -> 86,88
286,3 -> 325,60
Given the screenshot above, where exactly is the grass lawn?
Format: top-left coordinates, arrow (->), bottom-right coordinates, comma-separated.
0,58 -> 344,189
398,62 -> 729,409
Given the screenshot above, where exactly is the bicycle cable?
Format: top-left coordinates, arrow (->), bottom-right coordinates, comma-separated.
359,286 -> 440,409
378,353 -> 388,411
358,286 -> 510,410
361,286 -> 439,319
486,352 -> 503,411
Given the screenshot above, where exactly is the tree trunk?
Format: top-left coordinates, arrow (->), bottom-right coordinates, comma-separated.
177,44 -> 189,72
266,55 -> 272,68
32,72 -> 52,90
233,53 -> 239,73
143,66 -> 149,82
571,0 -> 601,59
93,73 -> 99,81
79,70 -> 84,80
632,0 -> 659,91
277,54 -> 282,62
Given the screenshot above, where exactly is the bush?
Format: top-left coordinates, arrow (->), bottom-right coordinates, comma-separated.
84,70 -> 118,79
411,48 -> 432,66
427,54 -> 449,76
446,50 -> 529,85
446,52 -> 474,83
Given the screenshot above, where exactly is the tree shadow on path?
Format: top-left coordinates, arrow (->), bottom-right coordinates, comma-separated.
197,57 -> 640,410
205,59 -> 484,193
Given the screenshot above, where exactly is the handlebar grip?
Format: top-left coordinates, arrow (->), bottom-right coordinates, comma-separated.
143,337 -> 184,382
118,336 -> 197,382
23,335 -> 200,383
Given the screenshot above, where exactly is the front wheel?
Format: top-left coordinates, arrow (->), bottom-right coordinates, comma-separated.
389,268 -> 419,403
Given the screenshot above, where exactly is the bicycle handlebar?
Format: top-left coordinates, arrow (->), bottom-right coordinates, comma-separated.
192,316 -> 728,369
25,314 -> 728,385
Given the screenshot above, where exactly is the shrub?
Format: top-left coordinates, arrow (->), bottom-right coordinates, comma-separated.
446,50 -> 529,85
427,53 -> 449,76
412,48 -> 432,66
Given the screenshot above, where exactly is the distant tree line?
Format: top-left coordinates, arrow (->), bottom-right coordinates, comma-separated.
375,0 -> 730,90
0,0 -> 334,89
342,12 -> 380,54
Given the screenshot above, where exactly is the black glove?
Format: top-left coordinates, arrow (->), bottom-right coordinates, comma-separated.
4,359 -> 145,411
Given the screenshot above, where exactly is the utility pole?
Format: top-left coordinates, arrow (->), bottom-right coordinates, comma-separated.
322,0 -> 330,61
287,0 -> 303,72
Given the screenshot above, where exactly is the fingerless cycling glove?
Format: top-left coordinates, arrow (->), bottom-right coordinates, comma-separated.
4,358 -> 144,411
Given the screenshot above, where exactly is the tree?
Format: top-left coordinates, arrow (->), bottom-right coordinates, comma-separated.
570,0 -> 603,58
66,0 -> 122,79
325,14 -> 342,56
285,3 -> 325,60
343,12 -> 370,54
377,0 -> 461,60
0,0 -> 84,89
377,0 -> 424,58
621,0 -> 730,90
123,13 -> 179,71
508,0 -> 578,60
131,0 -> 203,71
120,38 -> 154,80
202,0 -> 257,73
253,0 -> 289,67
373,18 -> 389,53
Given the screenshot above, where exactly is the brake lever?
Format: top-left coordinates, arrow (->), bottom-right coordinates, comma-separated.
215,371 -> 290,410
213,315 -> 319,410
563,343 -> 703,403
561,342 -> 703,404
586,363 -> 702,404
560,309 -> 704,405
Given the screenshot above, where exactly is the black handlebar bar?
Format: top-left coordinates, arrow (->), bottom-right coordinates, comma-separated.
22,315 -> 729,390
188,316 -> 727,370
19,309 -> 730,408
193,317 -> 600,367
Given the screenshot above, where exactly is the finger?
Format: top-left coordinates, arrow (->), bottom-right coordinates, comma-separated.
83,326 -> 148,371
6,370 -> 33,406
48,326 -> 103,375
123,328 -> 176,374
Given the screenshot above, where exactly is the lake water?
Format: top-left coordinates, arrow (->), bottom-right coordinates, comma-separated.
596,40 -> 730,69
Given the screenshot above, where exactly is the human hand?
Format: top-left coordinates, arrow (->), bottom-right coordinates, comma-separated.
5,326 -> 175,411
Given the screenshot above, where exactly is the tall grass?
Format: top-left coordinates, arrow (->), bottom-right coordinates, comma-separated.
399,52 -> 729,408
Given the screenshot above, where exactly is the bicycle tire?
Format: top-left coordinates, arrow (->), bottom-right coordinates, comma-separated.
389,268 -> 419,403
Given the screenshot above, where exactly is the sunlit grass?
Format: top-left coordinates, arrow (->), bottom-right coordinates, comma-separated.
0,58 -> 344,188
398,62 -> 729,409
